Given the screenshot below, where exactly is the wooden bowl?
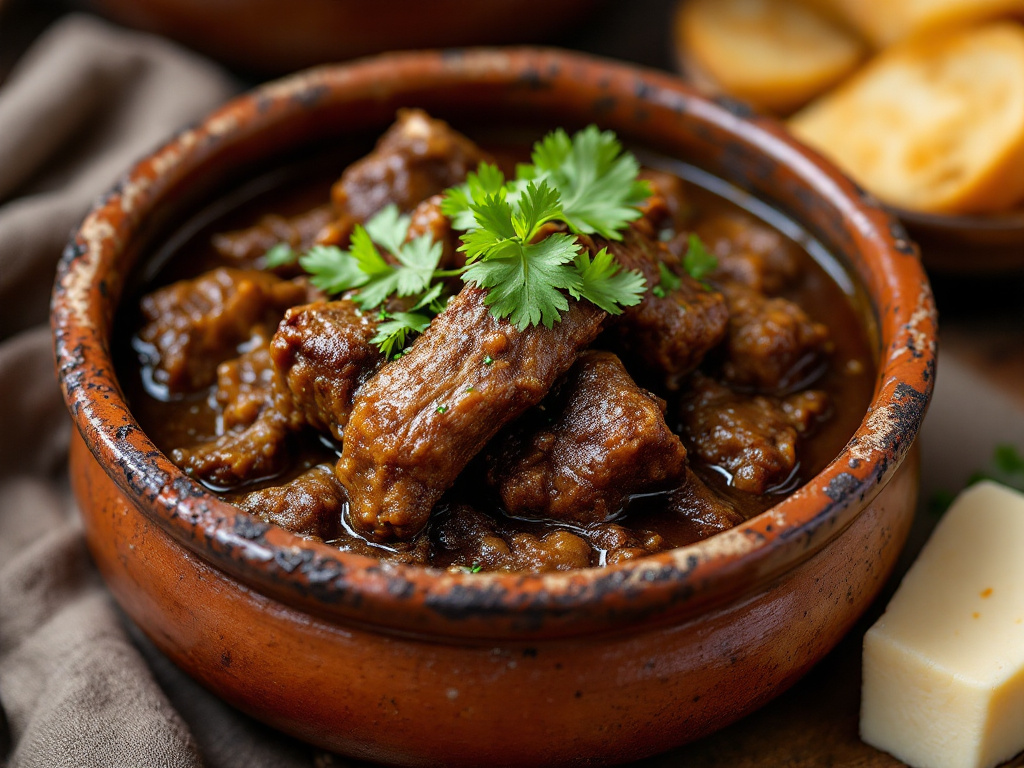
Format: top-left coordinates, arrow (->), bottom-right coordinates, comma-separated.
52,49 -> 936,766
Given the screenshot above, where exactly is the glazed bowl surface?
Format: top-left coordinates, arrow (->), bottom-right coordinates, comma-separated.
52,49 -> 937,767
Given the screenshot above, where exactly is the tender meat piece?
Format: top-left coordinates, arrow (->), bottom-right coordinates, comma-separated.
667,469 -> 746,544
487,351 -> 688,525
406,194 -> 464,272
434,505 -> 594,573
582,522 -> 670,565
137,268 -> 307,393
681,372 -> 830,494
171,344 -> 303,488
337,285 -> 606,541
235,464 -> 345,540
270,300 -> 384,442
601,228 -> 730,389
695,211 -> 802,296
721,282 -> 831,393
212,205 -> 335,265
332,109 -> 490,221
637,168 -> 691,230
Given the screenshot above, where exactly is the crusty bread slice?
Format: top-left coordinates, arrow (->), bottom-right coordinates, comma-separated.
789,22 -> 1024,214
823,0 -> 1024,47
673,0 -> 865,114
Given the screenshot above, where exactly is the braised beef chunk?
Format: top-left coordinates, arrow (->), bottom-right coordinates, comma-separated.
235,464 -> 344,540
605,228 -> 729,388
434,505 -> 593,572
406,194 -> 463,271
137,268 -> 307,393
696,211 -> 802,296
668,469 -> 745,544
270,300 -> 384,442
212,205 -> 335,266
171,343 -> 303,488
331,109 -> 490,222
337,285 -> 605,541
681,373 -> 830,494
433,506 -> 670,572
721,282 -> 830,393
488,351 -> 688,525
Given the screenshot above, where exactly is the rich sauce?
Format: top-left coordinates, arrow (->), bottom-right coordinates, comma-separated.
118,135 -> 875,571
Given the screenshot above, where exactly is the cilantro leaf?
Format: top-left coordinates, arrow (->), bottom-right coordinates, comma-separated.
371,311 -> 432,359
264,242 -> 297,267
652,261 -> 682,298
441,162 -> 508,231
464,232 -> 582,329
393,234 -> 444,296
571,247 -> 646,315
363,204 -> 410,254
684,233 -> 718,279
529,125 -> 650,239
299,245 -> 367,294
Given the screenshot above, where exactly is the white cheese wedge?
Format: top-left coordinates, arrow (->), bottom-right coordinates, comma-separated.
861,481 -> 1024,768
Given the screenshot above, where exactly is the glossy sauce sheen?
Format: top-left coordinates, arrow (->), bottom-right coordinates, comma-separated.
119,146 -> 876,568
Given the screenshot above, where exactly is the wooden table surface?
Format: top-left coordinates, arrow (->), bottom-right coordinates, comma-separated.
3,1 -> 1023,765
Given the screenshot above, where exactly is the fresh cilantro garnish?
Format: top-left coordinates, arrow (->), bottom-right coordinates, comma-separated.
370,311 -> 432,359
650,235 -> 717,297
651,262 -> 682,298
264,242 -> 297,268
571,247 -> 646,315
301,208 -> 444,311
446,128 -> 650,329
523,126 -> 651,239
683,233 -> 718,280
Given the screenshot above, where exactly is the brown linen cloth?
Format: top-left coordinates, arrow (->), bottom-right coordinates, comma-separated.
0,14 -> 349,768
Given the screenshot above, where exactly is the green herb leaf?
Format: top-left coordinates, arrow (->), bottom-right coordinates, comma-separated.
363,204 -> 410,254
371,311 -> 432,359
994,444 -> 1024,475
652,261 -> 682,299
570,247 -> 646,315
529,125 -> 650,239
441,162 -> 508,231
264,242 -> 297,268
299,245 -> 367,295
464,232 -> 582,330
684,233 -> 718,280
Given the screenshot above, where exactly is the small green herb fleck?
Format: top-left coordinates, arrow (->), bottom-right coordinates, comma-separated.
465,386 -> 475,393
483,355 -> 494,366
683,233 -> 717,280
470,563 -> 483,573
264,242 -> 297,267
436,404 -> 449,414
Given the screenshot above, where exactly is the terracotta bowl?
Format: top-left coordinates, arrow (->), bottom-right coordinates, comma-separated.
52,49 -> 936,766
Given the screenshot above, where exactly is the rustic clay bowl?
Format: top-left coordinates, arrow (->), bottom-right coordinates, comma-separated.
52,49 -> 936,766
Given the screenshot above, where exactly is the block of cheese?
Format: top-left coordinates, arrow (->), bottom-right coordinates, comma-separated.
789,23 -> 1024,214
861,481 -> 1024,768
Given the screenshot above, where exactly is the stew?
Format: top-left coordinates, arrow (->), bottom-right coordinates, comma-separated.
122,110 -> 874,572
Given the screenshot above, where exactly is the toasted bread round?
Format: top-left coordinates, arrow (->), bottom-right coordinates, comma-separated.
674,0 -> 866,114
823,0 -> 1024,47
789,23 -> 1024,214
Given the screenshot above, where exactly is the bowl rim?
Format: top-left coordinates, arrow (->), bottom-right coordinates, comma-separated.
51,47 -> 937,640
